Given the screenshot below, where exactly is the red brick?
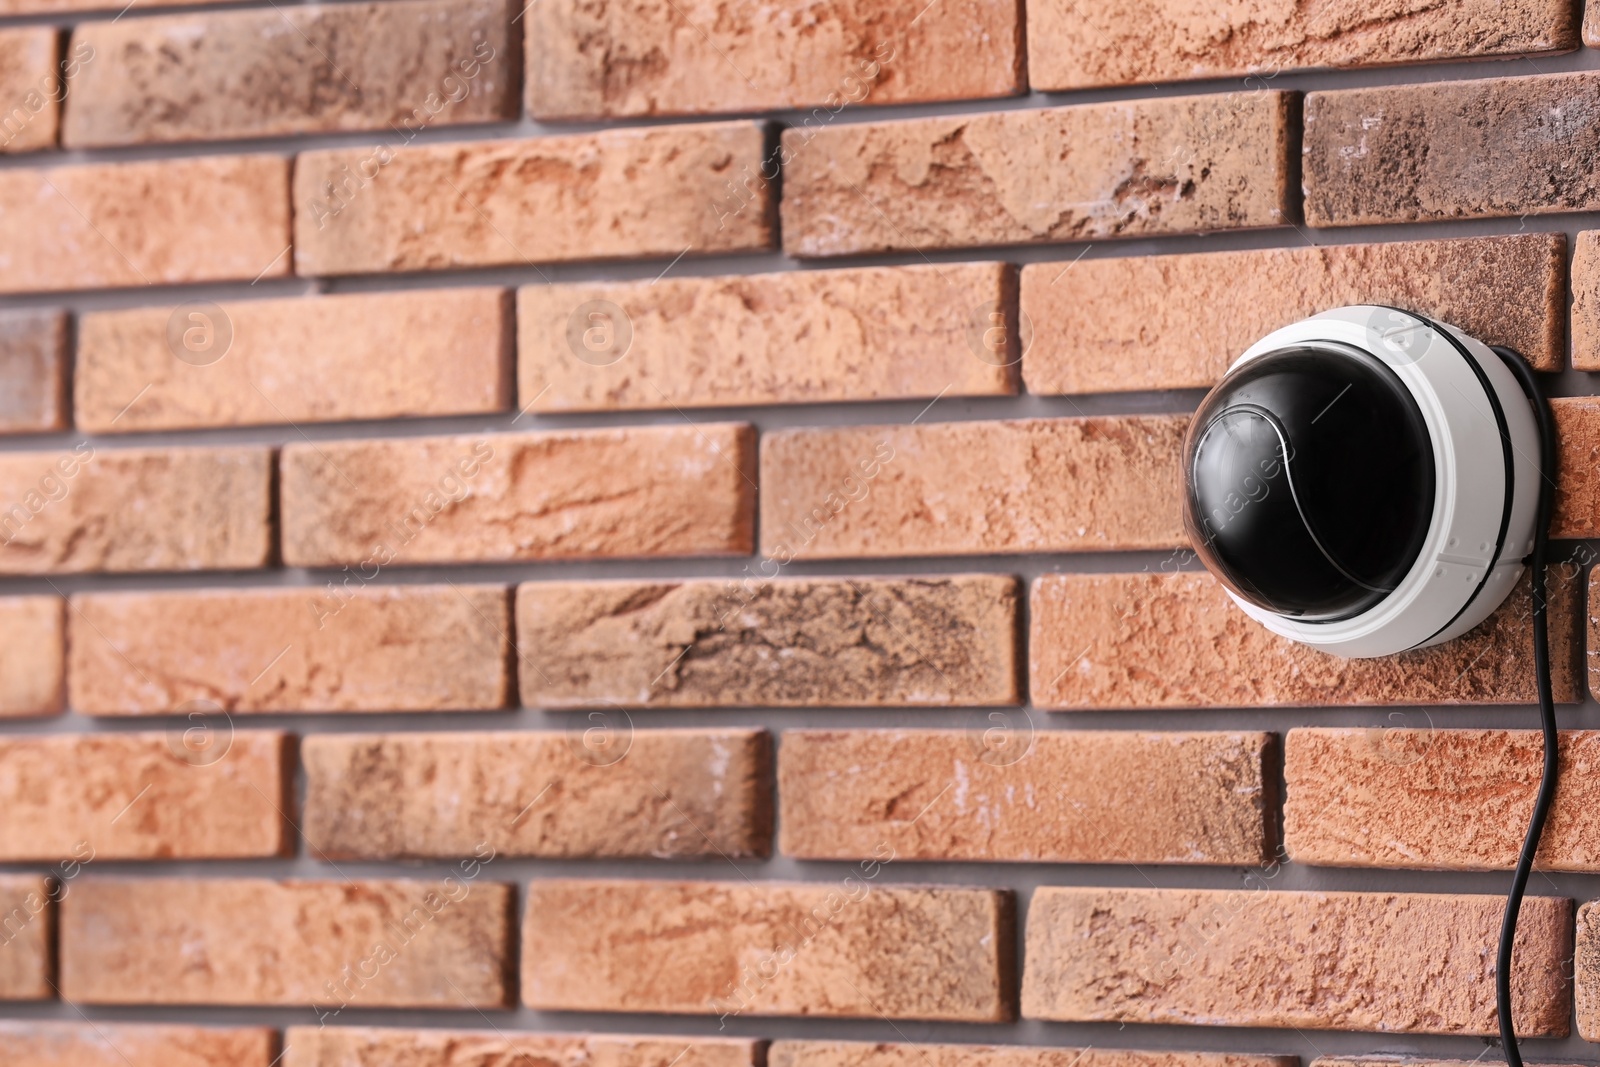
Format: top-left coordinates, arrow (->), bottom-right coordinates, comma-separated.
0,29 -> 59,153
0,731 -> 289,861
281,425 -> 754,566
0,875 -> 52,999
1542,399 -> 1600,537
284,1028 -> 759,1067
294,123 -> 771,276
1031,570 -> 1580,709
0,1023 -> 277,1067
61,878 -> 513,1006
1579,900 -> 1600,1039
1023,234 -> 1567,394
517,263 -> 1016,412
63,0 -> 514,147
781,93 -> 1293,256
0,310 -> 67,433
522,879 -> 1014,1020
1023,887 -> 1571,1034
516,575 -> 1021,708
0,596 -> 62,717
303,728 -> 771,859
76,289 -> 510,433
0,155 -> 289,294
68,585 -> 510,714
779,729 -> 1272,864
773,1043 -> 1296,1067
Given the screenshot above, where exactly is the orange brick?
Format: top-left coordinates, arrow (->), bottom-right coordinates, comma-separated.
526,0 -> 1021,118
0,445 -> 271,575
284,1028 -> 759,1067
294,124 -> 771,276
1031,570 -> 1579,710
773,1043 -> 1296,1067
281,425 -> 754,566
516,575 -> 1021,708
61,877 -> 513,1006
780,729 -> 1271,864
68,585 -> 510,714
0,1023 -> 277,1067
1574,232 -> 1600,369
1557,399 -> 1600,537
522,879 -> 1014,1020
1027,0 -> 1575,91
0,596 -> 62,716
1023,234 -> 1567,394
781,93 -> 1293,256
76,289 -> 510,433
63,0 -> 514,147
1579,901 -> 1600,1039
517,263 -> 1016,412
0,310 -> 67,433
0,155 -> 289,294
303,728 -> 772,858
0,875 -> 52,999
761,417 -> 1184,559
1023,887 -> 1570,1034
0,732 -> 289,860
0,29 -> 59,153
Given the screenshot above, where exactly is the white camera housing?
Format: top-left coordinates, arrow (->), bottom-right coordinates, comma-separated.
1181,305 -> 1541,658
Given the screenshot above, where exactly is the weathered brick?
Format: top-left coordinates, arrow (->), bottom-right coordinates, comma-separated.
1024,234 -> 1567,394
1570,232 -> 1600,370
282,425 -> 753,566
1554,398 -> 1600,537
0,445 -> 271,575
0,155 -> 289,294
0,1023 -> 277,1067
782,93 -> 1293,256
284,1028 -> 759,1067
0,875 -> 52,999
77,289 -> 510,433
68,585 -> 510,714
303,728 -> 771,859
63,0 -> 514,147
1031,570 -> 1580,710
0,0 -> 206,11
779,729 -> 1272,864
1027,0 -> 1576,91
773,1042 -> 1296,1067
522,879 -> 1014,1020
0,732 -> 289,861
527,0 -> 1021,119
0,596 -> 61,717
1579,901 -> 1600,1039
1022,887 -> 1571,1034
61,878 -> 513,1006
517,575 -> 1021,708
0,310 -> 67,433
760,417 -> 1184,559
1305,73 -> 1600,226
518,263 -> 1016,412
295,123 -> 771,275
0,29 -> 59,153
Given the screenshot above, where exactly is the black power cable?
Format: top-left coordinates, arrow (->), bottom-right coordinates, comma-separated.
1490,346 -> 1558,1067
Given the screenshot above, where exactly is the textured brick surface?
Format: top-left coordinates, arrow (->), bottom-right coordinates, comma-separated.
0,0 -> 211,11
1027,0 -> 1577,91
782,93 -> 1293,256
1285,728 -> 1600,871
0,310 -> 67,433
1023,887 -> 1571,1034
0,155 -> 290,294
284,1028 -> 759,1067
68,585 -> 510,714
281,425 -> 754,566
61,878 -> 513,1006
77,290 -> 510,433
522,879 -> 1014,1020
295,123 -> 771,275
760,417 -> 1185,559
0,596 -> 61,717
304,728 -> 772,859
0,29 -> 59,153
773,1043 -> 1296,1067
0,446 -> 271,575
1557,398 -> 1600,537
0,1023 -> 278,1067
1576,232 -> 1600,370
1024,234 -> 1567,394
779,730 -> 1272,864
516,575 -> 1021,708
518,263 -> 1016,412
0,875 -> 52,1000
527,0 -> 1021,118
64,0 -> 514,147
0,732 -> 289,860
1580,901 -> 1600,1040
1305,73 -> 1600,226
1031,570 -> 1580,709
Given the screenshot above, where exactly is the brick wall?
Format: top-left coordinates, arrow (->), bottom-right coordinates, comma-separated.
4,1 -> 1600,1066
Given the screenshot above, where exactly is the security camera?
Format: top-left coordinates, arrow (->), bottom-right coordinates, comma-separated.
1181,304 -> 1544,659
